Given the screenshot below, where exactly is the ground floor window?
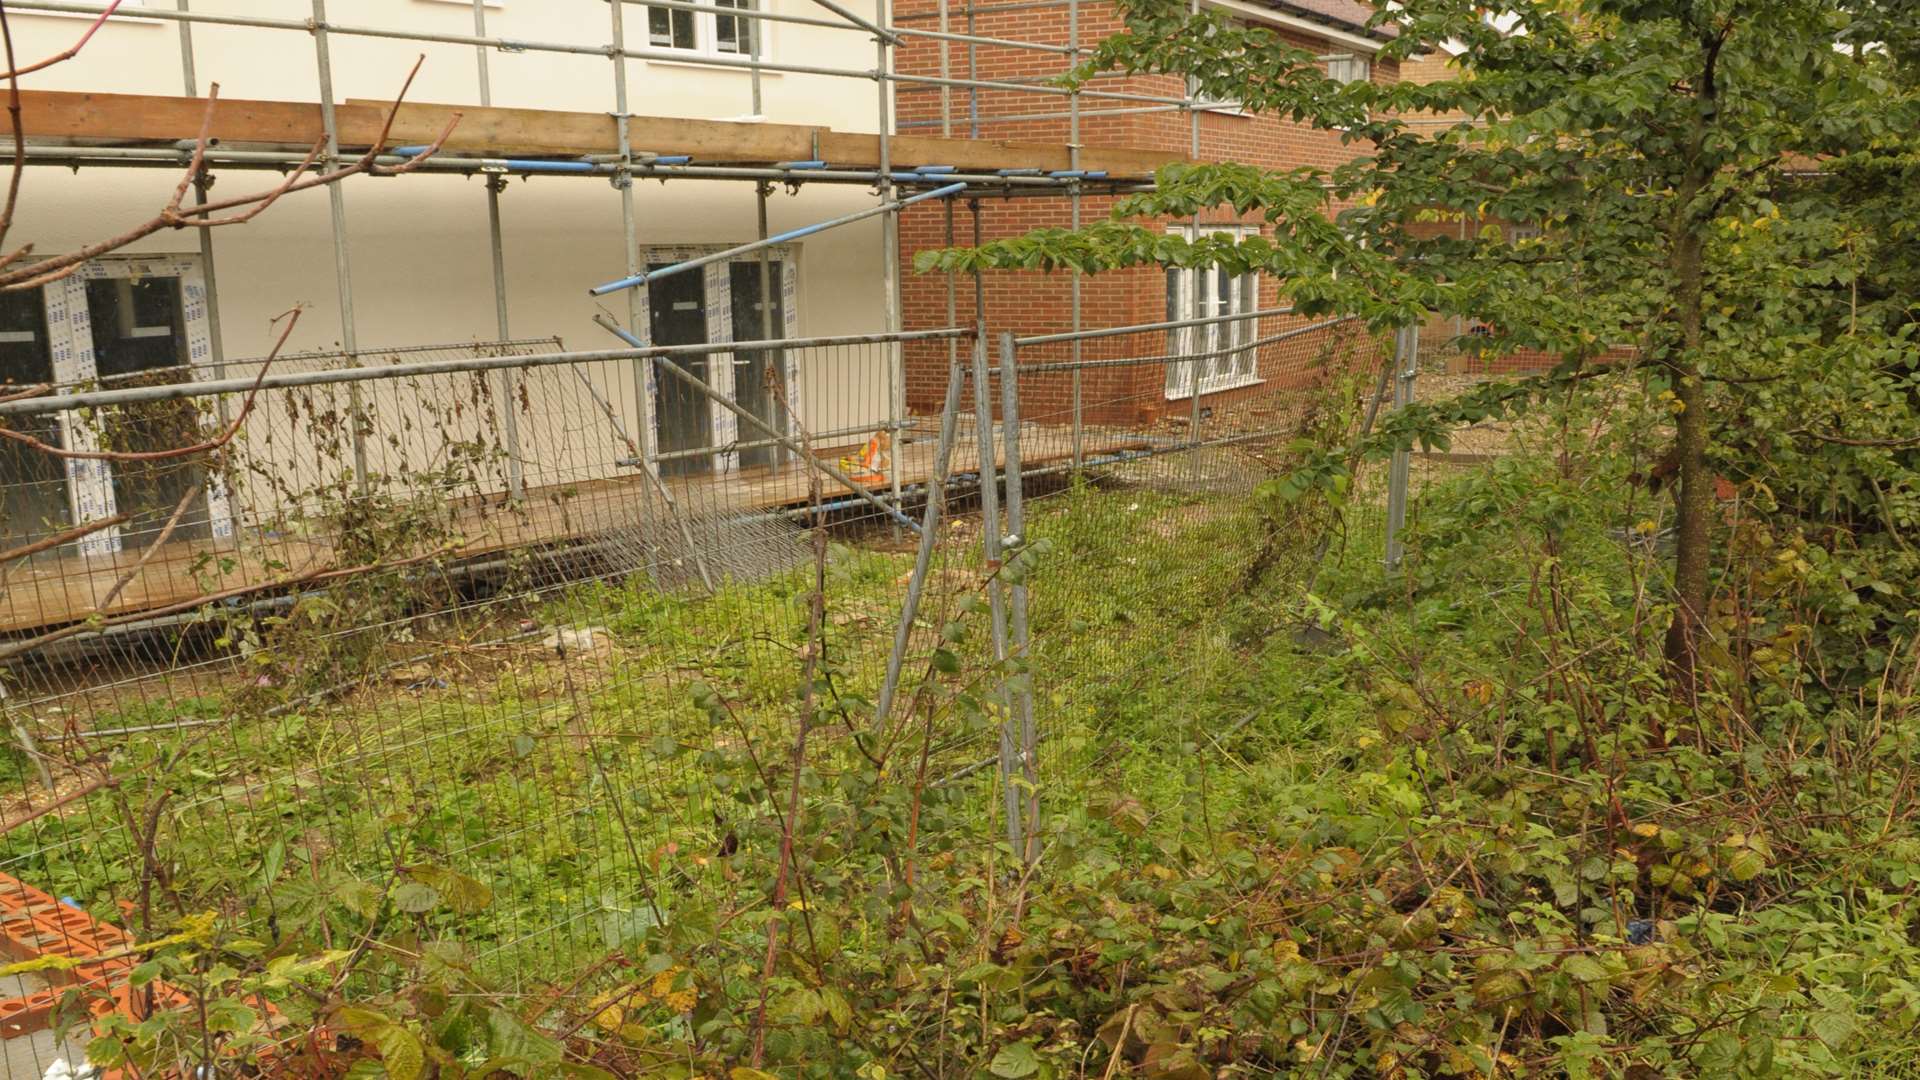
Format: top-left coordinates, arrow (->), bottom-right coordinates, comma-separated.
0,254 -> 228,562
1165,225 -> 1261,399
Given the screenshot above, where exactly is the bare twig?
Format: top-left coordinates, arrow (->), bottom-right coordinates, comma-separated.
0,539 -> 470,663
0,771 -> 118,836
0,512 -> 129,567
0,59 -> 460,291
0,306 -> 301,463
0,0 -> 123,256
1791,427 -> 1920,449
0,0 -> 124,81
750,395 -> 830,1068
93,483 -> 201,611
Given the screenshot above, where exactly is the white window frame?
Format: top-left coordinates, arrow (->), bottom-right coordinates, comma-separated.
644,0 -> 762,59
1165,225 -> 1262,401
1326,54 -> 1372,84
631,243 -> 800,474
25,254 -> 232,558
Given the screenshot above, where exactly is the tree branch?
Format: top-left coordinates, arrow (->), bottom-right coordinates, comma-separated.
0,306 -> 301,462
0,57 -> 460,291
1791,427 -> 1920,449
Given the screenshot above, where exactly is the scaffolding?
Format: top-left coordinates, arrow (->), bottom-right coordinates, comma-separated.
0,2 -> 1418,1072
0,0 -> 1309,633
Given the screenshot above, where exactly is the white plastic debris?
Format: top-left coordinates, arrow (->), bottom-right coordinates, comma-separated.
541,626 -> 609,654
43,1058 -> 98,1080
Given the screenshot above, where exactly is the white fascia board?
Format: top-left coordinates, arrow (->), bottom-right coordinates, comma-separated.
1202,0 -> 1388,53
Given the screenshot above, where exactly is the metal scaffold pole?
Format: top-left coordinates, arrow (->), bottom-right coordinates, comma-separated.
755,184 -> 781,470
1068,0 -> 1083,468
968,198 -> 1019,859
877,0 -> 905,539
874,355 -> 964,727
175,1 -> 226,407
310,0 -> 370,490
474,0 -> 525,502
609,0 -> 717,594
1384,324 -> 1419,570
1184,0 -> 1203,450
999,330 -> 1038,865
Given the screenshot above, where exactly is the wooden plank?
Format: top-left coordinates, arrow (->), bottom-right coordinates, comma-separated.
820,130 -> 1183,176
17,89 -> 376,148
17,89 -> 1178,177
345,100 -> 820,162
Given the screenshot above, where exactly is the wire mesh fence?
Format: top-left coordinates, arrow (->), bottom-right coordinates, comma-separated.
0,316 -> 1442,1074
941,314 -> 1398,838
0,329 -> 1002,1070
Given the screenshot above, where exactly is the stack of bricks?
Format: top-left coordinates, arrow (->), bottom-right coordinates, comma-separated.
0,872 -> 138,1042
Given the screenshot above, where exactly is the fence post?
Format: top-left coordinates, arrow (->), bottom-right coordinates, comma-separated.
1384,324 -> 1420,570
970,331 -> 1021,860
998,331 -> 1040,865
874,355 -> 966,728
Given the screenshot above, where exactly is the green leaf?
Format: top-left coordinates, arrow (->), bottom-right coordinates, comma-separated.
1562,955 -> 1611,984
820,985 -> 853,1031
393,882 -> 440,914
203,997 -> 258,1034
1727,847 -> 1767,883
776,987 -> 823,1024
989,1041 -> 1040,1078
412,866 -> 494,914
1810,1010 -> 1855,1050
336,880 -> 383,919
489,1007 -> 563,1064
336,1006 -> 394,1035
373,1024 -> 426,1080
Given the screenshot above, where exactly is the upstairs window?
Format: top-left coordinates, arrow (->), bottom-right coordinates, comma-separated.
1326,55 -> 1371,83
647,0 -> 758,56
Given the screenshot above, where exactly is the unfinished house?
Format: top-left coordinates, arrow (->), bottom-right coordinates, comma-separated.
0,0 -> 1194,638
894,0 -> 1397,427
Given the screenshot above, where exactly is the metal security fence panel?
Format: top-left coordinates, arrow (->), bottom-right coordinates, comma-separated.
962,312 -> 1399,844
0,330 -> 1019,1062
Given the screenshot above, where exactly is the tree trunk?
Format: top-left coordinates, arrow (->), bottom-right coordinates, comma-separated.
1662,173 -> 1712,708
1662,354 -> 1711,704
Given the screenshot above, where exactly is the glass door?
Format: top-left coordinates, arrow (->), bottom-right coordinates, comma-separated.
648,268 -> 713,478
728,260 -> 786,473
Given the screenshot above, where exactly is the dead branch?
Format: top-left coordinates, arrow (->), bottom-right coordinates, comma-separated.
0,512 -> 128,567
93,483 -> 199,611
0,540 -> 473,664
1791,427 -> 1920,449
0,0 -> 124,82
0,305 -> 300,463
0,0 -> 126,257
0,57 -> 460,291
0,771 -> 118,837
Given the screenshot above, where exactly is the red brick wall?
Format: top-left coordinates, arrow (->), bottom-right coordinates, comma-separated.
891,0 -> 1396,422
